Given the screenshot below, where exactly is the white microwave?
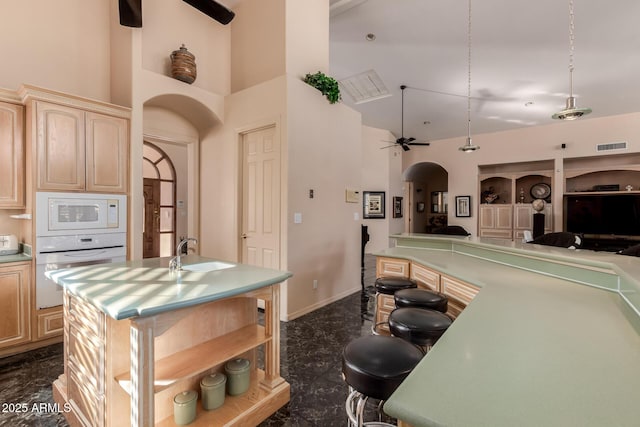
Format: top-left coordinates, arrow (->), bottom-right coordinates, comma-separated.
36,192 -> 127,236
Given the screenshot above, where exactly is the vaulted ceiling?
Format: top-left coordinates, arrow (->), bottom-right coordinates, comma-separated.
329,0 -> 640,144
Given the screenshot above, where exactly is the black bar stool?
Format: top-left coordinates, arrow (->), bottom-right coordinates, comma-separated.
393,288 -> 448,313
388,307 -> 452,353
373,277 -> 417,335
374,277 -> 417,295
342,335 -> 423,426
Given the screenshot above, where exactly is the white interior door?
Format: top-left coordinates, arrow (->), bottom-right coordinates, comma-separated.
241,126 -> 280,269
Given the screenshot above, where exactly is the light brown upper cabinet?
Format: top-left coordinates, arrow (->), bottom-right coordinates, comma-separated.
0,102 -> 25,208
35,101 -> 128,193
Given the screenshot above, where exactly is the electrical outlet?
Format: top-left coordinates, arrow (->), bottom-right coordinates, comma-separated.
313,279 -> 318,289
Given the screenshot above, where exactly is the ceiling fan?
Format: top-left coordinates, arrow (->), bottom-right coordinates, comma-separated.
381,85 -> 430,151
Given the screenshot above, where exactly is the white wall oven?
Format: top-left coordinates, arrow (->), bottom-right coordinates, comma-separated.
35,192 -> 127,309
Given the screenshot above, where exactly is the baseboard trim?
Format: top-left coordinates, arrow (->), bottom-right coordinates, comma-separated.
283,285 -> 361,321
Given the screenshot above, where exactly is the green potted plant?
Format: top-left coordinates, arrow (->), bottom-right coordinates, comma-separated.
303,71 -> 341,104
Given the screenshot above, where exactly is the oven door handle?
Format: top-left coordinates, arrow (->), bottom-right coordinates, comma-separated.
62,249 -> 108,258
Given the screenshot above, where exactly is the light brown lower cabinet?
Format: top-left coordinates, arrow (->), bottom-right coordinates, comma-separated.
0,262 -> 31,349
375,258 -> 480,326
376,257 -> 410,278
410,262 -> 440,292
440,274 -> 480,319
36,306 -> 64,339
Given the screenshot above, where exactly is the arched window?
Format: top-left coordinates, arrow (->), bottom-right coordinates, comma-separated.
143,142 -> 177,257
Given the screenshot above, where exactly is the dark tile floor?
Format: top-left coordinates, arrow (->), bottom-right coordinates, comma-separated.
0,256 -> 378,427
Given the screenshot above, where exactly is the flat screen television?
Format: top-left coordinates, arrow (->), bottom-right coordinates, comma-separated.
564,193 -> 640,238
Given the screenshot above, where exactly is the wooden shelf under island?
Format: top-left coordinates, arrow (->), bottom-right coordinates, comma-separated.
46,255 -> 292,427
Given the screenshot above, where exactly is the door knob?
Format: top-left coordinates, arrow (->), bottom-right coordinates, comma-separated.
241,233 -> 248,239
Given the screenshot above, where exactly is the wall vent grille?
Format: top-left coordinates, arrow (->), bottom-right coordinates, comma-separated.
596,141 -> 627,151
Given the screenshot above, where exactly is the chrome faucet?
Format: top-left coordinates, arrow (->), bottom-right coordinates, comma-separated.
169,237 -> 198,271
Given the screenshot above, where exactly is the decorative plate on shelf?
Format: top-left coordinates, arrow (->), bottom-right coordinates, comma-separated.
530,183 -> 551,199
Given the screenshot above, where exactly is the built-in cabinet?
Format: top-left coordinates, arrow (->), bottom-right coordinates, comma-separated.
33,101 -> 128,193
375,257 -> 480,331
479,161 -> 554,239
0,86 -> 132,357
514,204 -> 553,239
0,102 -> 25,208
479,205 -> 513,239
564,154 -> 640,194
0,262 -> 31,349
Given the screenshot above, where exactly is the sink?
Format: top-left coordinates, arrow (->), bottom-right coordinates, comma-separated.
181,261 -> 235,272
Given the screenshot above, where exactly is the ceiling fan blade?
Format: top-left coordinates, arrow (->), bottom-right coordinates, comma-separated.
379,144 -> 398,150
182,0 -> 235,24
401,143 -> 411,152
407,142 -> 430,146
406,137 -> 416,142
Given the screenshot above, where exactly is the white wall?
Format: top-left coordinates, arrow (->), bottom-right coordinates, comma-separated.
201,76 -> 288,263
0,0 -> 111,100
361,126 -> 404,252
286,77 -> 362,319
403,113 -> 640,235
142,0 -> 231,96
285,0 -> 329,79
230,0 -> 286,92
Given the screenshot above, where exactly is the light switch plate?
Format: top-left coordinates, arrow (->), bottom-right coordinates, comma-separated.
294,213 -> 302,224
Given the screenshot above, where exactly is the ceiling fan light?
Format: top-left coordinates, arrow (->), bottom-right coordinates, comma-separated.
552,96 -> 592,120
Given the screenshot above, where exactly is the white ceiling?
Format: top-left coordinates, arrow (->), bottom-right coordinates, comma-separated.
329,0 -> 640,144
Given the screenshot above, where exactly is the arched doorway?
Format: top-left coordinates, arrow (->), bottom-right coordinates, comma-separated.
403,162 -> 449,233
142,142 -> 177,258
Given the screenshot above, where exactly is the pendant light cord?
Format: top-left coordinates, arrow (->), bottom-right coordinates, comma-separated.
568,0 -> 575,97
467,0 -> 472,140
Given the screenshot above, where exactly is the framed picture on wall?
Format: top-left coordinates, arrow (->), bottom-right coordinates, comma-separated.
363,191 -> 385,219
393,196 -> 403,218
455,196 -> 471,217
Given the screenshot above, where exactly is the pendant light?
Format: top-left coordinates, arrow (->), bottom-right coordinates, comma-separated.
552,0 -> 592,120
459,0 -> 480,152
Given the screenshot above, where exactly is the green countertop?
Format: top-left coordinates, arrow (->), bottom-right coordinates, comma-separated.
46,255 -> 292,320
380,234 -> 640,427
0,253 -> 32,264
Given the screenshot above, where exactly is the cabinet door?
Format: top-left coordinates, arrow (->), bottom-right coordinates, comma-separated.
0,263 -> 31,348
36,307 -> 63,340
0,103 -> 24,208
376,257 -> 410,278
479,205 -> 496,229
36,101 -> 85,191
86,112 -> 128,193
514,204 -> 553,239
440,275 -> 480,319
495,206 -> 513,229
411,262 -> 440,292
514,205 -> 533,230
480,205 -> 513,238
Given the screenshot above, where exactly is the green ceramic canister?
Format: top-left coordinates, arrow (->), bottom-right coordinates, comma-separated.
173,390 -> 197,425
200,372 -> 226,410
224,358 -> 251,396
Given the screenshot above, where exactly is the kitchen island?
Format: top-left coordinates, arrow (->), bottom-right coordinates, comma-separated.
379,234 -> 640,427
46,255 -> 292,427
